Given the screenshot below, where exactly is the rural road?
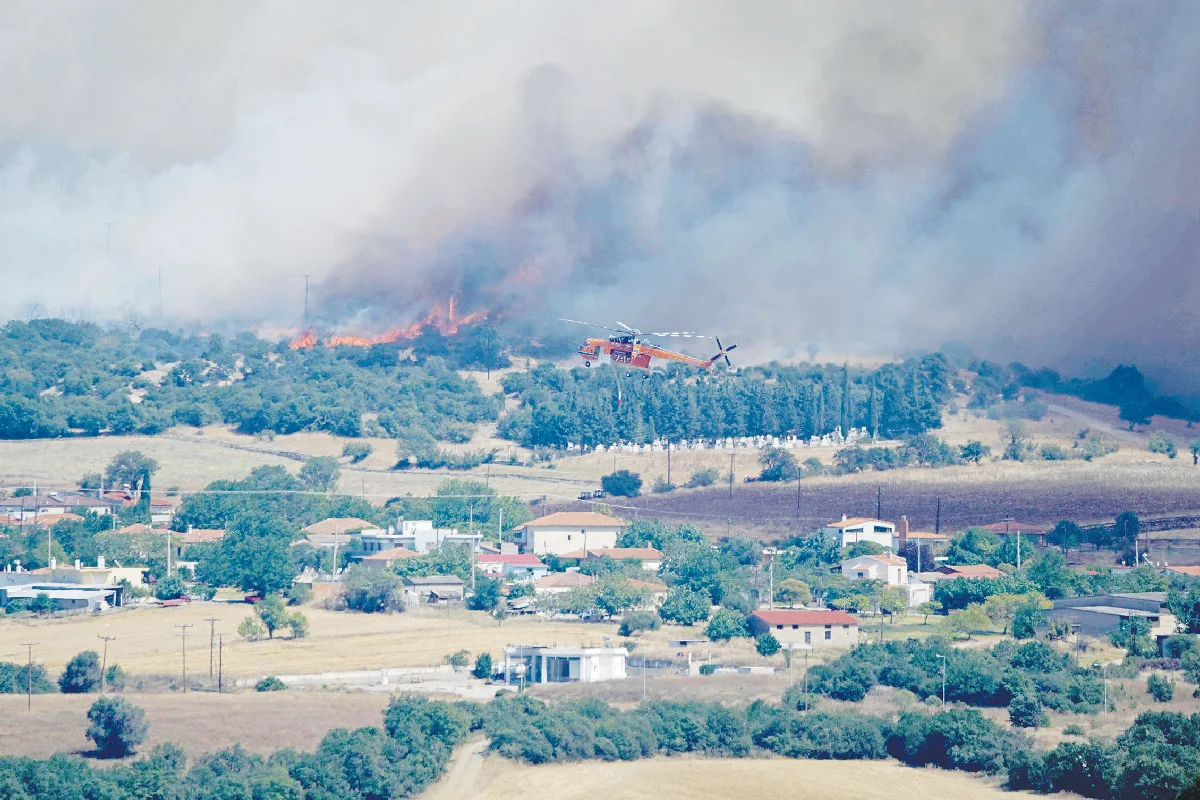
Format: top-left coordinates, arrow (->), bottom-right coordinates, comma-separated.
426,737 -> 490,800
1046,403 -> 1143,445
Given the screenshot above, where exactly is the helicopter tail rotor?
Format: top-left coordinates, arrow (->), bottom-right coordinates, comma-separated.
712,338 -> 738,369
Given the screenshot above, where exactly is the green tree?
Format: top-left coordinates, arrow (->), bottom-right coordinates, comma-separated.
237,616 -> 267,642
1012,604 -> 1041,639
342,565 -> 403,613
960,440 -> 991,464
775,578 -> 812,607
59,650 -> 102,693
1146,673 -> 1174,702
472,652 -> 493,680
601,469 -> 643,497
29,592 -> 56,615
755,633 -> 781,657
1047,520 -> 1084,551
757,448 -> 799,481
1148,432 -> 1178,458
199,513 -> 298,596
1119,401 -> 1153,430
445,649 -> 471,670
659,587 -> 712,626
594,580 -> 649,617
1002,419 -> 1028,461
253,595 -> 290,639
1112,511 -> 1141,552
1008,693 -> 1047,728
467,577 -> 501,611
948,604 -> 991,639
917,600 -> 942,624
342,441 -> 373,463
877,587 -> 909,622
287,612 -> 310,639
705,608 -> 748,641
103,450 -> 158,493
153,574 -> 187,601
1168,587 -> 1200,633
298,456 -> 341,492
86,697 -> 148,757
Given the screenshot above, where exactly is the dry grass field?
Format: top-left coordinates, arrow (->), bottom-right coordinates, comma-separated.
0,602 -> 619,679
423,751 -> 1056,800
0,691 -> 393,759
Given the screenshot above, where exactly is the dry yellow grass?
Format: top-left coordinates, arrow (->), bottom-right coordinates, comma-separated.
425,753 -> 1054,800
0,602 -> 618,680
0,691 -> 393,759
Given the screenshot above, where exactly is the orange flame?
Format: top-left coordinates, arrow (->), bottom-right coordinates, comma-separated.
287,296 -> 490,349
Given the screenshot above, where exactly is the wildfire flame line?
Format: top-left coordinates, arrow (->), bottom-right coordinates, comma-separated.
288,296 -> 489,350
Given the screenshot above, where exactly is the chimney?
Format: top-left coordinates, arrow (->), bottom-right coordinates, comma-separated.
97,556 -> 106,569
50,557 -> 57,569
841,513 -> 848,522
898,515 -> 910,547
74,559 -> 81,570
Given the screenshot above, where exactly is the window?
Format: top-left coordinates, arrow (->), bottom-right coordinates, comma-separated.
792,624 -> 799,629
776,624 -> 783,630
874,525 -> 890,533
804,631 -> 811,644
824,629 -> 831,640
843,625 -> 850,629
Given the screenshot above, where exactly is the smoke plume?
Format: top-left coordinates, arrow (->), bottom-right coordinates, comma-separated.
0,2 -> 1196,386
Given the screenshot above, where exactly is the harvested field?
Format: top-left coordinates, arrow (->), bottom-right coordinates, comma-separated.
423,752 -> 1056,800
0,691 -> 393,760
0,602 -> 619,680
599,459 -> 1200,540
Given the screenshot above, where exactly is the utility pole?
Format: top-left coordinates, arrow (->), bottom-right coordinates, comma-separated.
876,485 -> 882,520
21,642 -> 38,711
166,528 -> 172,576
98,635 -> 116,693
728,453 -> 735,500
768,553 -> 775,609
795,471 -> 802,520
1103,665 -> 1109,727
666,442 -> 671,487
937,654 -> 946,709
205,617 -> 220,679
935,497 -> 941,535
217,634 -> 225,693
803,650 -> 810,711
175,624 -> 193,693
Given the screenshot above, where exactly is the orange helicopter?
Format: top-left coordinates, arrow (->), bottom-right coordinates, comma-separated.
560,319 -> 737,374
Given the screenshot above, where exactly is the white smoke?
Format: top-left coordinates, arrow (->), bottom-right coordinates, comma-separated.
0,0 -> 1032,326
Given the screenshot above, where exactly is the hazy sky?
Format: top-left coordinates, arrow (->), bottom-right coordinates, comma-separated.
0,2 -> 1196,386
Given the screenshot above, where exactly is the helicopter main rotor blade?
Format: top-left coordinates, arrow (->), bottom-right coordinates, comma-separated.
615,321 -> 641,334
559,318 -> 627,334
649,331 -> 709,338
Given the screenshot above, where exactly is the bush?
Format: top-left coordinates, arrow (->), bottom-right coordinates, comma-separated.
0,661 -> 55,694
601,469 -> 643,497
237,616 -> 267,642
287,612 -> 310,639
104,664 -> 127,692
1062,723 -> 1085,736
473,652 -> 493,680
256,676 -> 287,692
1008,693 -> 1048,728
755,633 -> 781,657
1039,444 -> 1068,461
343,564 -> 404,613
651,476 -> 676,494
341,441 -> 373,463
705,609 -> 748,642
86,697 -> 148,757
619,611 -> 662,637
59,650 -> 102,693
153,574 -> 187,601
285,582 -> 312,606
445,649 -> 471,670
1148,431 -> 1178,458
1147,673 -> 1175,702
685,469 -> 719,488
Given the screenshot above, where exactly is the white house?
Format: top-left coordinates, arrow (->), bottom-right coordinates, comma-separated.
475,553 -> 549,580
532,572 -> 598,596
821,515 -> 895,549
359,522 -> 481,555
515,512 -> 626,556
842,552 -> 930,608
504,644 -> 627,684
748,609 -> 860,648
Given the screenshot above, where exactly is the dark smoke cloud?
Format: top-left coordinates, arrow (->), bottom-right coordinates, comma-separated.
0,2 -> 1196,387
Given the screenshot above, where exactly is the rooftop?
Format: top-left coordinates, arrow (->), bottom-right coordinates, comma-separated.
522,512 -> 628,528
625,578 -> 668,592
752,609 -> 859,626
179,528 -> 225,544
558,547 -> 663,561
1166,566 -> 1200,577
534,572 -> 597,589
904,530 -> 950,540
845,553 -> 907,567
403,575 -> 465,586
1063,606 -> 1161,618
937,564 -> 1006,579
476,554 -> 546,567
825,517 -> 890,529
302,517 -> 376,536
977,521 -> 1050,534
362,547 -> 421,561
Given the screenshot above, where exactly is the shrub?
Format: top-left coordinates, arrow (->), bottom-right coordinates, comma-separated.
285,582 -> 312,606
153,574 -> 187,601
1147,673 -> 1175,702
256,676 -> 286,692
601,469 -> 643,497
755,633 -> 781,657
685,469 -> 719,488
59,650 -> 102,693
343,564 -> 404,613
698,664 -> 717,676
1148,431 -> 1178,458
29,592 -> 56,615
237,616 -> 267,642
0,661 -> 55,694
619,611 -> 662,637
445,649 -> 471,670
86,697 -> 148,757
1062,723 -> 1085,736
705,609 -> 748,642
104,664 -> 127,692
341,441 -> 373,463
651,476 -> 676,494
1039,444 -> 1068,461
1008,693 -> 1048,728
473,652 -> 493,680
287,612 -> 310,639
659,587 -> 711,625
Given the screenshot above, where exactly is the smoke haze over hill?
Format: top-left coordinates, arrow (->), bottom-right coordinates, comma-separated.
0,2 -> 1197,386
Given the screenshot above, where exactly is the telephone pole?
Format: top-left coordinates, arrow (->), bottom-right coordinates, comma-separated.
98,635 -> 116,693
20,642 -> 37,710
205,617 -> 220,678
217,634 -> 225,693
175,624 -> 193,693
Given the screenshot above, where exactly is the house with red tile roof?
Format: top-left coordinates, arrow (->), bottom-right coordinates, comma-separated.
475,553 -> 549,580
515,511 -> 627,556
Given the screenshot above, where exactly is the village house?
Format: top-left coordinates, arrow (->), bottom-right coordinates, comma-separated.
625,577 -> 669,606
891,515 -> 950,557
359,521 -> 480,555
515,511 -> 627,556
748,609 -> 860,648
557,547 -> 663,571
149,498 -> 177,527
303,517 -> 376,538
821,516 -> 895,549
935,563 -> 1007,580
1048,592 -> 1177,643
173,528 -> 225,563
532,571 -> 597,596
977,521 -> 1051,548
361,547 -> 421,572
503,644 -> 627,684
402,575 -> 465,605
475,553 -> 548,580
841,552 -> 931,607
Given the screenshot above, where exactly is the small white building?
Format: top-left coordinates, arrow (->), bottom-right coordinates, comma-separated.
532,571 -> 597,596
557,547 -> 663,571
748,609 -> 860,648
821,515 -> 896,549
476,554 -> 549,580
515,512 -> 626,556
841,552 -> 931,608
504,644 -> 627,684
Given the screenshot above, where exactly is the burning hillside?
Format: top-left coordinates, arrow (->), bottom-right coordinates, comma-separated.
287,296 -> 489,350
